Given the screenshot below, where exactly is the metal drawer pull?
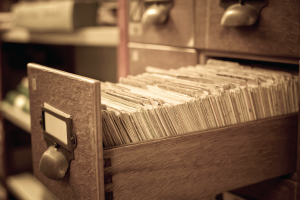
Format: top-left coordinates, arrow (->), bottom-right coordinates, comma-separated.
39,103 -> 77,180
220,0 -> 268,27
142,0 -> 173,25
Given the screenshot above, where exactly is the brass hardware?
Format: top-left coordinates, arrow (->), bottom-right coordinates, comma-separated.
39,145 -> 69,180
220,0 -> 268,26
142,0 -> 173,25
39,105 -> 77,180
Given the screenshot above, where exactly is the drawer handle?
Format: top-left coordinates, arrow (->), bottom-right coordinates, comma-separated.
39,104 -> 77,180
142,0 -> 173,25
220,0 -> 268,27
40,144 -> 70,180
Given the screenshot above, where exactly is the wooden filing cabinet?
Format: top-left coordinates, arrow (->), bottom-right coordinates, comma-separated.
25,0 -> 300,199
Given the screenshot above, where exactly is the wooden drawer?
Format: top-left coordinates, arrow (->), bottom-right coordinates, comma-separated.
28,64 -> 298,200
128,0 -> 194,47
129,43 -> 197,75
195,0 -> 300,57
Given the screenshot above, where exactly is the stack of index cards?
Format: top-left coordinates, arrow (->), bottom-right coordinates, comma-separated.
101,59 -> 299,147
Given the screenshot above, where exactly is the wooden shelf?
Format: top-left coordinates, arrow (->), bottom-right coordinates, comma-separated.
6,173 -> 58,200
0,101 -> 31,133
1,26 -> 119,46
0,183 -> 6,200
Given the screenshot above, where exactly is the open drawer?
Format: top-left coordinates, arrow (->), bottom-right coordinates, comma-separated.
28,63 -> 297,200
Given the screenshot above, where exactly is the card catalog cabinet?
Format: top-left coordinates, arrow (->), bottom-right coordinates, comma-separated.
27,0 -> 300,199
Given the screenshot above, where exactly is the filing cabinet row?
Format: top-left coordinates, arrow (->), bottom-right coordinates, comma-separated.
128,0 -> 300,58
128,42 -> 300,76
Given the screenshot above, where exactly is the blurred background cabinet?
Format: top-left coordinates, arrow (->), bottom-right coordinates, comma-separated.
0,0 -> 119,199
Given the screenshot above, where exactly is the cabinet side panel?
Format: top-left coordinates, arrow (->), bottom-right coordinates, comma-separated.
297,61 -> 300,200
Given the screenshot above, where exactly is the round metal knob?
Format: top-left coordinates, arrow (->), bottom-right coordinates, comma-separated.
39,145 -> 69,180
221,3 -> 259,26
142,4 -> 169,25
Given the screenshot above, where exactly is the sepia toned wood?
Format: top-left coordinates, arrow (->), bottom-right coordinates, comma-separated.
128,0 -> 194,47
194,0 -> 207,49
129,43 -> 197,75
28,64 -> 104,200
199,195 -> 217,200
0,40 -> 6,183
103,114 -> 297,199
117,0 -> 129,79
297,61 -> 300,200
198,50 -> 300,66
195,0 -> 300,57
231,178 -> 296,200
0,119 -> 5,180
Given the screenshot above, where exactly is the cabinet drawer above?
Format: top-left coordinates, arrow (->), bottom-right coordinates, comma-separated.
195,0 -> 300,57
128,0 -> 194,47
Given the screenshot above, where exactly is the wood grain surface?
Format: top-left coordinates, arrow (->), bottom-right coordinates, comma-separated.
195,0 -> 300,57
297,61 -> 300,200
128,0 -> 194,47
118,0 -> 130,79
231,178 -> 297,200
103,114 -> 297,199
129,44 -> 197,75
0,119 -> 5,180
28,64 -> 104,200
0,40 -> 5,181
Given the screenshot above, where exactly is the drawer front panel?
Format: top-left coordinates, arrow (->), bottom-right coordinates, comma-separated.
195,0 -> 300,57
103,114 -> 297,199
129,43 -> 197,75
28,64 -> 103,200
128,0 -> 194,47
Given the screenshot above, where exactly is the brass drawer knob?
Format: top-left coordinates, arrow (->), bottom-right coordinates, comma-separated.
220,0 -> 268,27
142,0 -> 173,25
39,145 -> 69,180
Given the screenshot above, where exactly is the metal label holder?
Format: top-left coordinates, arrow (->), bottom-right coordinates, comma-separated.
41,105 -> 76,156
